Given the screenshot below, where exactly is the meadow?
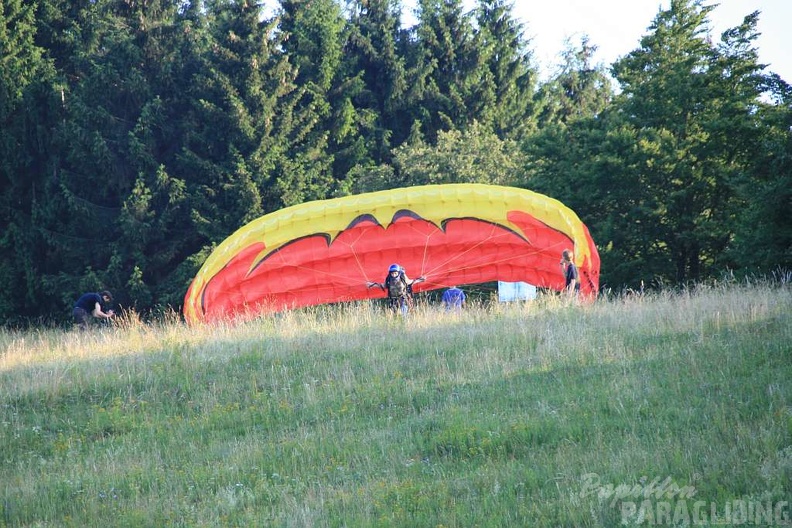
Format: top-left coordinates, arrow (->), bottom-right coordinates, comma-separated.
1,282 -> 790,527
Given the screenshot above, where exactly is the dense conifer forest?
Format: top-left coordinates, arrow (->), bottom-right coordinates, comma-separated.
1,0 -> 789,323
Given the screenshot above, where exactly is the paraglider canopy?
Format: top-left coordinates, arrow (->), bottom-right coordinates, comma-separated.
184,183 -> 599,324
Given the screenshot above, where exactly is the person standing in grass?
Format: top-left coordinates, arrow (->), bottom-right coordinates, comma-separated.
367,264 -> 424,315
560,249 -> 580,297
73,290 -> 115,330
441,286 -> 466,311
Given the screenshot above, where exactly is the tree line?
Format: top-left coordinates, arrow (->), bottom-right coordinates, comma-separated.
1,0 -> 789,324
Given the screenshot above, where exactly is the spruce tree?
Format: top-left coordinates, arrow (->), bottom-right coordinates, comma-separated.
344,0 -> 409,161
0,0 -> 57,321
410,0 -> 480,140
474,0 -> 539,139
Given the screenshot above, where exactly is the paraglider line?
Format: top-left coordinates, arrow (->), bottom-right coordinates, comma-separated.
419,222 -> 524,278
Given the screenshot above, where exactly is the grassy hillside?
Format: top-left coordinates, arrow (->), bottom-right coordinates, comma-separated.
1,283 -> 790,527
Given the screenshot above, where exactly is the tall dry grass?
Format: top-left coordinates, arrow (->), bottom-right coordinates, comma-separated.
1,281 -> 790,526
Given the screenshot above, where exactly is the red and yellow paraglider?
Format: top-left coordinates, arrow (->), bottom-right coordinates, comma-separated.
183,183 -> 599,324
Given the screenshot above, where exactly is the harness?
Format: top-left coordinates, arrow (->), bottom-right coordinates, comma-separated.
384,271 -> 409,299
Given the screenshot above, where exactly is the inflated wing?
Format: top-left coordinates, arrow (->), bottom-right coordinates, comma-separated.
184,184 -> 599,323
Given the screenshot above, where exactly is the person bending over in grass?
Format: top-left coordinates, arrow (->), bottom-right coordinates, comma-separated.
73,290 -> 115,330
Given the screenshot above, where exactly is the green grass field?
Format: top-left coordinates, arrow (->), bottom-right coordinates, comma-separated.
1,282 -> 790,527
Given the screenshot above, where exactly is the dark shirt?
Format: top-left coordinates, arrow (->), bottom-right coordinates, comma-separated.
74,293 -> 102,312
565,263 -> 580,289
